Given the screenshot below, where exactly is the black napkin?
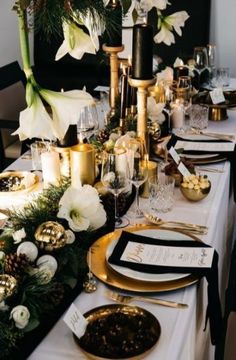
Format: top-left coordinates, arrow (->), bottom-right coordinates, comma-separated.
108,231 -> 222,345
166,134 -> 236,201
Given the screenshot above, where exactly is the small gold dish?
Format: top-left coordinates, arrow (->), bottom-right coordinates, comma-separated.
180,182 -> 211,201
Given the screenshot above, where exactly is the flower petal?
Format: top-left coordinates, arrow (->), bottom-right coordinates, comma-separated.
39,89 -> 94,140
12,92 -> 55,141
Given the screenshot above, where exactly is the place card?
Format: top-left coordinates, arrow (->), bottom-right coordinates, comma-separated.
63,303 -> 88,338
210,88 -> 225,104
120,241 -> 214,268
174,140 -> 235,152
177,162 -> 191,178
169,146 -> 181,164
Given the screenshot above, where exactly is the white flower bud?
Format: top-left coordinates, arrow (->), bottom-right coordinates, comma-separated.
10,305 -> 30,329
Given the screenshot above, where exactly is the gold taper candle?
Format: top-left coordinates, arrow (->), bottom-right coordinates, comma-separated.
70,144 -> 95,187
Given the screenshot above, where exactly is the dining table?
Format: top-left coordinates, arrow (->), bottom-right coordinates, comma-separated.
2,80 -> 236,360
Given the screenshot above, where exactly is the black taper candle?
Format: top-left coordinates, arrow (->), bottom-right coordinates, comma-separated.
120,65 -> 127,119
132,23 -> 153,80
126,63 -> 132,111
105,0 -> 122,47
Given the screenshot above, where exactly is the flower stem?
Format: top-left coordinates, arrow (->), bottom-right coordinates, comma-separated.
17,9 -> 31,78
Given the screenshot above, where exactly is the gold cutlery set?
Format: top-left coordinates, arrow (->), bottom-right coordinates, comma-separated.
106,290 -> 188,309
144,213 -> 208,235
189,128 -> 235,142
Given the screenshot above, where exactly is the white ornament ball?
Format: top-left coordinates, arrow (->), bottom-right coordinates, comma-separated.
17,241 -> 38,262
36,255 -> 58,276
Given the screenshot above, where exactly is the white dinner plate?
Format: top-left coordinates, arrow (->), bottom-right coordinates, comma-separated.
106,228 -> 190,283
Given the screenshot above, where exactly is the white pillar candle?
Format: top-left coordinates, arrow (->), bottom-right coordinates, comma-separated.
41,151 -> 61,187
171,101 -> 185,129
114,147 -> 127,175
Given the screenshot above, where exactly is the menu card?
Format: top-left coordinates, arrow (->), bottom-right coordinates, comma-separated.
174,140 -> 235,153
120,242 -> 214,268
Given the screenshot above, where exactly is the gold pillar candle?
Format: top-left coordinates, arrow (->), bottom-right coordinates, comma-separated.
140,160 -> 158,198
70,144 -> 95,187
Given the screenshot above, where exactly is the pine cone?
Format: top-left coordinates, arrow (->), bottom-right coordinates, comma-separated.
97,129 -> 110,144
4,253 -> 29,276
103,193 -> 127,217
46,282 -> 65,306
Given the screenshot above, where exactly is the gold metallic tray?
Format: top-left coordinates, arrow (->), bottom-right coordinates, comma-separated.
0,171 -> 39,196
74,304 -> 161,360
90,225 -> 199,293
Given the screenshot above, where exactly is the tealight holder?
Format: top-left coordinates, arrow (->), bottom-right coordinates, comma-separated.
102,44 -> 124,120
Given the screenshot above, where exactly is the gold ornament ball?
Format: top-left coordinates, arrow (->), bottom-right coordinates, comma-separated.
0,274 -> 17,302
35,221 -> 68,251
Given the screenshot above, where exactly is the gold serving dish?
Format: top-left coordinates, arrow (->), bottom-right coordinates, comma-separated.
0,171 -> 39,195
192,90 -> 236,121
180,175 -> 211,202
73,304 -> 161,360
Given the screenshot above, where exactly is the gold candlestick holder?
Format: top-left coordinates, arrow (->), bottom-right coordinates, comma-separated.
103,44 -> 124,119
128,77 -> 156,154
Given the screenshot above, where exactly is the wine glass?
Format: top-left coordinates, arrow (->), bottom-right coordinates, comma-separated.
193,46 -> 209,88
101,149 -> 129,228
127,138 -> 148,218
77,104 -> 99,142
193,47 -> 209,72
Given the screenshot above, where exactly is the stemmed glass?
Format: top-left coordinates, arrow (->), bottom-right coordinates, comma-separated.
127,138 -> 148,218
77,104 -> 99,142
193,46 -> 209,88
101,149 -> 129,228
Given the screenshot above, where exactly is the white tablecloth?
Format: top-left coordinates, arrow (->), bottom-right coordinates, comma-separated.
4,81 -> 236,360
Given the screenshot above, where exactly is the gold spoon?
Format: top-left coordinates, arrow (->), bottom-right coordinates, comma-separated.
145,213 -> 208,232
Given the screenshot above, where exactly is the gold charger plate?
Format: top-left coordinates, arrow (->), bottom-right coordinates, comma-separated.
90,225 -> 199,293
0,171 -> 39,196
73,304 -> 161,360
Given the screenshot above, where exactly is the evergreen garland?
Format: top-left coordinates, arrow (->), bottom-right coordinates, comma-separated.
0,179 -> 108,358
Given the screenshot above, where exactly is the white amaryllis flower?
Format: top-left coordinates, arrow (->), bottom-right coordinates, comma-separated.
10,305 -> 30,329
139,0 -> 169,12
56,21 -> 96,61
154,11 -> 189,45
12,92 -> 55,141
39,89 -> 94,140
12,228 -> 26,245
57,185 -> 107,232
75,10 -> 104,52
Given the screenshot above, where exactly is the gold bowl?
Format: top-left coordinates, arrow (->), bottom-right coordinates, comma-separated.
180,182 -> 211,201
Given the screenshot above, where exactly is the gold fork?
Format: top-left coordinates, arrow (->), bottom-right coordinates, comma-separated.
106,290 -> 188,309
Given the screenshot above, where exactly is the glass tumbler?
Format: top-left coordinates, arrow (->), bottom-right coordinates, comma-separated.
149,174 -> 175,213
